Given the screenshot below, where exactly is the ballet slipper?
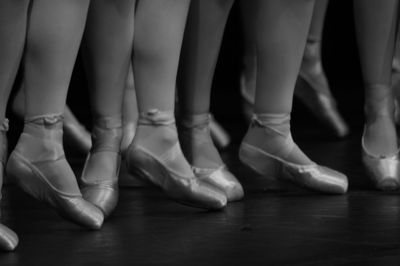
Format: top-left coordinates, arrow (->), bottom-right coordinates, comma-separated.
126,109 -> 227,210
178,113 -> 243,202
6,115 -> 103,229
0,119 -> 18,251
362,87 -> 400,190
209,115 -> 231,149
81,116 -> 122,217
295,40 -> 349,138
239,113 -> 348,194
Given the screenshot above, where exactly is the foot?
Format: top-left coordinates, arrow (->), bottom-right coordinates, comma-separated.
178,113 -> 243,202
362,85 -> 400,190
240,113 -> 348,194
0,119 -> 18,251
81,116 -> 122,217
6,115 -> 103,229
126,110 -> 227,210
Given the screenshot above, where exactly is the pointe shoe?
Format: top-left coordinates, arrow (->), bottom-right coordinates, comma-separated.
12,88 -> 92,153
239,74 -> 256,124
80,116 -> 122,217
361,90 -> 400,191
0,223 -> 18,251
0,119 -> 18,251
62,107 -> 92,154
239,115 -> 348,194
295,41 -> 349,138
6,115 -> 103,229
126,110 -> 227,210
118,122 -> 149,187
209,115 -> 231,149
361,131 -> 400,191
178,113 -> 243,202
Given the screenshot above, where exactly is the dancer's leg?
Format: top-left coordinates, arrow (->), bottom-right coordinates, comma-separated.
7,0 -> 103,229
127,0 -> 226,209
354,0 -> 398,156
121,64 -> 138,153
247,0 -> 316,165
239,0 -> 347,194
308,0 -> 329,42
296,0 -> 349,137
177,0 -> 243,201
0,0 -> 29,120
178,0 -> 234,115
0,0 -> 29,251
81,0 -> 135,217
12,86 -> 92,154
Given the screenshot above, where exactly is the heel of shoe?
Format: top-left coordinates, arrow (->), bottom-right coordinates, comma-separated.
239,143 -> 288,190
126,146 -> 164,187
0,223 -> 18,251
6,153 -> 46,201
119,156 -> 151,187
127,146 -> 226,210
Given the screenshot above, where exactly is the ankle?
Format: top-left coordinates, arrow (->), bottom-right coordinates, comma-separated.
178,113 -> 223,168
91,115 -> 123,154
178,113 -> 211,140
364,84 -> 395,122
16,114 -> 64,161
303,39 -> 321,61
0,119 -> 8,165
243,113 -> 292,155
133,109 -> 179,149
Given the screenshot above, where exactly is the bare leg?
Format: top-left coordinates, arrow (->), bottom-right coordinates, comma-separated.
177,0 -> 243,201
239,0 -> 347,194
7,0 -> 103,229
0,0 -> 29,251
126,0 -> 226,209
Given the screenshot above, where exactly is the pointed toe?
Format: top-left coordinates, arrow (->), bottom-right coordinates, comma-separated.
377,178 -> 400,191
82,184 -> 118,217
193,166 -> 244,202
0,224 -> 18,251
65,198 -> 104,230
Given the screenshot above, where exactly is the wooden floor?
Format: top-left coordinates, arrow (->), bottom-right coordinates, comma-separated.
1,121 -> 400,265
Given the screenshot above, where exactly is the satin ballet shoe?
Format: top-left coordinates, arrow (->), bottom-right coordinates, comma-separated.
361,132 -> 400,191
126,110 -> 227,210
295,74 -> 349,138
62,107 -> 92,154
295,41 -> 349,138
239,116 -> 348,194
178,113 -> 243,202
6,115 -> 103,229
118,121 -> 149,188
362,86 -> 400,190
0,224 -> 18,251
191,166 -> 243,202
0,119 -> 18,251
239,74 -> 256,124
80,116 -> 122,217
11,88 -> 92,153
209,115 -> 231,149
